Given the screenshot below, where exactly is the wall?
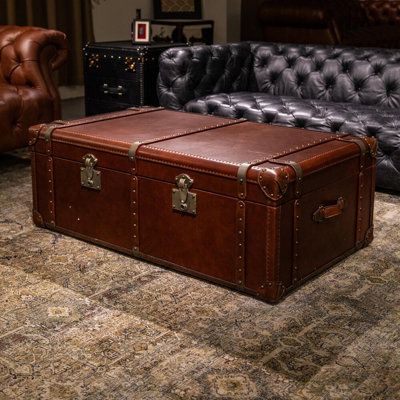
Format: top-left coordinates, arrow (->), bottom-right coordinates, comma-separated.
92,0 -> 241,43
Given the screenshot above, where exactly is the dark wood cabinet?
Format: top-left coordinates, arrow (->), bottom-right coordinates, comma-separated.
83,41 -> 186,116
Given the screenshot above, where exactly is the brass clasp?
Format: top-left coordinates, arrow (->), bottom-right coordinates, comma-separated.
172,173 -> 196,215
80,154 -> 101,190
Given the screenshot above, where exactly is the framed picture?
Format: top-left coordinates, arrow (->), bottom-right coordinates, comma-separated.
153,0 -> 202,20
132,19 -> 151,44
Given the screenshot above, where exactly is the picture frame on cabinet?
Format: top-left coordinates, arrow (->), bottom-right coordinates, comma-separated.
132,19 -> 151,44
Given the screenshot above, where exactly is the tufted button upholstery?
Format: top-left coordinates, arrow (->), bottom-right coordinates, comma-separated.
0,25 -> 68,152
158,42 -> 400,191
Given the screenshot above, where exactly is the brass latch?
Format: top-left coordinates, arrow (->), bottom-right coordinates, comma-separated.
172,173 -> 196,215
80,154 -> 101,190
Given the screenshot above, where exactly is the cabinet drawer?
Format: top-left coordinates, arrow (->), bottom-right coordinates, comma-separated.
85,78 -> 141,105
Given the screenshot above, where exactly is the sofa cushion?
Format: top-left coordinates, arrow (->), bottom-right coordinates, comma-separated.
184,92 -> 400,191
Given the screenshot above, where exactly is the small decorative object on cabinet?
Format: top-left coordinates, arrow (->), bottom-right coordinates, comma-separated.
152,19 -> 214,45
83,41 -> 186,116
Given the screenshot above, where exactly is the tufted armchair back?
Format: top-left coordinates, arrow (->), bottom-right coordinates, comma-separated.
158,42 -> 400,110
0,25 -> 68,152
361,0 -> 400,25
0,25 -> 67,92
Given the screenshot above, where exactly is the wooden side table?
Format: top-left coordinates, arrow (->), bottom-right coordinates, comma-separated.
83,41 -> 186,116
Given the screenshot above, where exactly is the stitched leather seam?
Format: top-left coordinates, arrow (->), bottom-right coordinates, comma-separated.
49,138 -> 129,156
52,131 -> 134,145
138,156 -> 236,178
146,146 -> 241,166
249,153 -> 357,177
276,206 -> 281,280
45,119 -> 241,151
38,108 -> 160,141
53,108 -> 158,127
148,136 -> 339,167
266,208 -> 271,283
295,145 -> 352,164
130,119 -> 244,157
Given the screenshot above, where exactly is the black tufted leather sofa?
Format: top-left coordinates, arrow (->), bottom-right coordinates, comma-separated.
157,42 -> 400,192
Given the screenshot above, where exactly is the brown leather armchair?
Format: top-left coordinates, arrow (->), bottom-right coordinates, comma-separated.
0,26 -> 68,152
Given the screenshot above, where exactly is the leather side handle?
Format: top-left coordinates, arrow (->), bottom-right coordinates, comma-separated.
313,197 -> 345,223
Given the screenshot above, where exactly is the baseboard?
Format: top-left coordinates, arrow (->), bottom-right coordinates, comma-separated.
59,86 -> 84,100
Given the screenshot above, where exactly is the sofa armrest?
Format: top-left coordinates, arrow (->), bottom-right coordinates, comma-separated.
157,43 -> 253,110
0,26 -> 68,117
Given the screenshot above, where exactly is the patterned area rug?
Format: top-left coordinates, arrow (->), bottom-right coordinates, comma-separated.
0,150 -> 399,400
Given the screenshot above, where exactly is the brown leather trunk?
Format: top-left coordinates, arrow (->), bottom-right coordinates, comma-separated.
29,107 -> 376,302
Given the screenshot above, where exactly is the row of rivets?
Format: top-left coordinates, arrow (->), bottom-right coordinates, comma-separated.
262,136 -> 335,161
356,168 -> 365,247
47,156 -> 55,226
131,175 -> 139,253
293,199 -> 301,283
236,201 -> 246,286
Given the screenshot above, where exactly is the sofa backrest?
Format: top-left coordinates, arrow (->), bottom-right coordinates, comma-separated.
158,43 -> 253,110
251,43 -> 400,108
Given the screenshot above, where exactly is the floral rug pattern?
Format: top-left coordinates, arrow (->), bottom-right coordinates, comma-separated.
0,150 -> 399,399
